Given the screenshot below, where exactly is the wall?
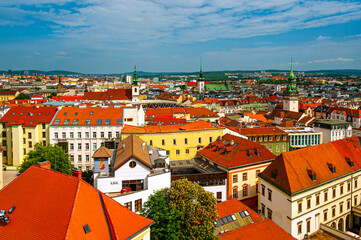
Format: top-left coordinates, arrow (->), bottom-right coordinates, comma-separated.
204,184 -> 227,202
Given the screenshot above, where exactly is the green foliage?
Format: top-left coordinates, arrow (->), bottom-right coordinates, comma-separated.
19,143 -> 73,174
142,178 -> 218,240
48,92 -> 57,99
82,170 -> 94,184
15,93 -> 31,100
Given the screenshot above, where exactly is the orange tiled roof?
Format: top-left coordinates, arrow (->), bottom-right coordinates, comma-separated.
260,137 -> 361,194
217,199 -> 262,220
235,127 -> 287,136
0,166 -> 153,239
0,106 -> 58,127
145,107 -> 218,120
84,89 -> 132,101
243,112 -> 269,123
198,134 -> 276,169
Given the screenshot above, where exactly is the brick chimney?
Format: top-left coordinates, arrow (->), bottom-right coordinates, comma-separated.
38,161 -> 51,170
72,168 -> 82,179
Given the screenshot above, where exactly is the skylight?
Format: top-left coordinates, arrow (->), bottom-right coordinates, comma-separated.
63,119 -> 70,125
96,120 -> 102,125
72,119 -> 79,125
85,119 -> 91,125
53,119 -> 60,125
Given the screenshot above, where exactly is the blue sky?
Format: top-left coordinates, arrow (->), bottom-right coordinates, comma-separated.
1,0 -> 361,74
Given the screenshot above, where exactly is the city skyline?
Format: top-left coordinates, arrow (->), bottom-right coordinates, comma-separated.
1,0 -> 361,74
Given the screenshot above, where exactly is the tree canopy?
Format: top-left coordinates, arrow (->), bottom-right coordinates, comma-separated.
142,178 -> 218,240
19,143 -> 73,174
15,93 -> 31,100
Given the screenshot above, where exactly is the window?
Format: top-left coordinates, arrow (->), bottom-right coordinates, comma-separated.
339,202 -> 343,214
307,198 -> 311,209
42,123 -> 46,129
186,149 -> 189,154
63,119 -> 70,125
135,199 -> 142,212
85,143 -> 89,150
53,119 -> 60,125
28,132 -> 32,138
116,119 -> 122,125
276,144 -> 279,149
78,155 -> 82,162
42,132 -> 46,138
217,192 -> 222,201
242,185 -> 248,196
166,150 -> 170,155
185,138 -> 188,145
306,219 -> 311,233
348,181 -> 351,192
298,222 -> 302,235
70,155 -> 74,162
78,132 -> 81,138
85,119 -> 91,125
276,136 -> 280,141
198,137 -> 202,144
332,188 -> 336,198
355,178 -> 358,189
243,173 -> 247,181
28,141 -> 32,148
85,132 -> 89,138
263,136 -> 267,142
298,202 -> 302,213
162,139 -> 165,146
173,139 -> 176,145
269,145 -> 272,150
256,182 -> 259,193
323,210 -> 328,221
116,132 -> 120,138
259,136 -> 262,142
70,132 -> 74,138
269,136 -> 273,141
23,138 -> 25,144
283,143 -> 286,150
70,143 -> 74,150
267,208 -> 272,220
261,204 -> 265,215
332,206 -> 336,217
86,155 -> 89,162
233,188 -> 238,198
316,194 -> 320,206
23,148 -> 26,155
176,150 -> 180,155
347,199 -> 351,210
72,119 -> 79,125
93,143 -> 97,150
268,189 -> 272,201
233,175 -> 238,183
149,140 -> 153,146
93,132 -> 96,138
108,132 -> 112,138
101,132 -> 104,138
124,202 -> 132,211
78,143 -> 82,150
340,184 -> 344,195
129,161 -> 136,168
105,119 -> 111,125
96,120 -> 103,125
355,196 -> 358,206
261,185 -> 265,196
283,136 -> 286,140
62,132 -> 66,139
324,190 -> 328,202
256,170 -> 260,176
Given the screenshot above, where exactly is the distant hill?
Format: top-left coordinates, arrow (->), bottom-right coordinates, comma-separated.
0,70 -> 82,76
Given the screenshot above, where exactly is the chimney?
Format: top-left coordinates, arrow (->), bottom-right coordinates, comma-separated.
38,161 -> 51,170
280,112 -> 285,118
72,168 -> 82,179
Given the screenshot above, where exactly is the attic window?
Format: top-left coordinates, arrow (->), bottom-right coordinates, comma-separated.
63,119 -> 70,125
72,119 -> 79,125
53,119 -> 60,125
90,112 -> 93,115
64,112 -> 67,115
116,119 -> 122,125
307,169 -> 316,181
271,169 -> 277,179
345,157 -> 354,167
85,119 -> 91,125
96,120 -> 103,125
327,163 -> 336,173
83,224 -> 91,234
105,119 -> 111,125
75,112 -> 78,115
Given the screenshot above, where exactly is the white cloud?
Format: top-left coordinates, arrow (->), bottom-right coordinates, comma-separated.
317,35 -> 331,41
307,57 -> 355,64
56,50 -> 67,56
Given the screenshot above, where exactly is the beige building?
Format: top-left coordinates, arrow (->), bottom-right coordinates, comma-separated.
258,136 -> 361,240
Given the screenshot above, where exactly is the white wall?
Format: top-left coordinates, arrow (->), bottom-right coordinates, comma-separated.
204,184 -> 227,202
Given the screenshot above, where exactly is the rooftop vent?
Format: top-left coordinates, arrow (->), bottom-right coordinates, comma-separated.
83,224 -> 91,234
327,162 -> 336,173
345,157 -> 354,167
307,169 -> 316,181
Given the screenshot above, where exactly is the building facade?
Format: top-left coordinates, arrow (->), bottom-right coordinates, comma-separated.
313,119 -> 352,143
282,127 -> 323,149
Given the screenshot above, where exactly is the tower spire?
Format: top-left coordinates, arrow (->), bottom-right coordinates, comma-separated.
198,56 -> 204,82
133,64 -> 138,86
289,57 -> 294,80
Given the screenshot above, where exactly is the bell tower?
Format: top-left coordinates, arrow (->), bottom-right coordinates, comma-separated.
132,64 -> 139,102
197,57 -> 205,94
283,58 -> 299,112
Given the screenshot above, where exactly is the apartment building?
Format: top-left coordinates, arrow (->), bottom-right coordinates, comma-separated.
49,105 -> 145,170
281,127 -> 323,149
313,119 -> 352,143
0,106 -> 58,166
258,137 -> 361,239
121,120 -> 224,161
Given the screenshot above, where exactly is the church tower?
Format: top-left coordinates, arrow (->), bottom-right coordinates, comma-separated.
132,64 -> 140,102
283,59 -> 299,112
197,57 -> 205,94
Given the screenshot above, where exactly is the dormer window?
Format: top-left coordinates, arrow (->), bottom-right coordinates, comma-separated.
307,169 -> 316,181
271,169 -> 277,179
346,157 -> 354,167
327,163 -> 336,173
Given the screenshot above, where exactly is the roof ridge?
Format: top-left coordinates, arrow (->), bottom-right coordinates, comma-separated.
64,178 -> 81,240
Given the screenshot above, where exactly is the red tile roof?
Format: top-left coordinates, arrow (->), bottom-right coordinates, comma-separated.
52,96 -> 84,101
84,89 -> 132,101
234,127 -> 287,136
147,117 -> 186,126
217,199 -> 262,220
0,106 -> 58,127
51,106 -> 129,126
145,107 -> 218,120
218,218 -> 296,240
0,166 -> 153,239
0,91 -> 17,96
198,134 -> 276,169
260,137 -> 361,194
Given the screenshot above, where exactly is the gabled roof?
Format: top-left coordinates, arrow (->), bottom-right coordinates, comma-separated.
145,107 -> 218,121
198,134 -> 276,169
114,135 -> 152,170
0,106 -> 58,127
0,166 -> 153,239
236,127 -> 287,136
92,146 -> 113,158
217,199 -> 262,220
260,137 -> 361,195
84,89 -> 132,101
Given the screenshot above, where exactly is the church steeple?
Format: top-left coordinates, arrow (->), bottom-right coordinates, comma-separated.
132,64 -> 138,86
198,57 -> 204,82
283,58 -> 299,97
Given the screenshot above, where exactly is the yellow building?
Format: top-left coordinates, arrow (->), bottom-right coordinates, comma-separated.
121,120 -> 224,161
0,91 -> 19,101
0,106 -> 58,166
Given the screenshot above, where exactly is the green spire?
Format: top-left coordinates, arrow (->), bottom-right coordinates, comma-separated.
289,57 -> 294,80
283,58 -> 299,96
198,56 -> 204,82
133,64 -> 138,86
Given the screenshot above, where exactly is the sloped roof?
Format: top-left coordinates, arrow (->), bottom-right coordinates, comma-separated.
0,106 -> 58,127
236,127 -> 287,136
84,89 -> 132,101
217,199 -> 262,221
114,135 -> 152,170
198,134 -> 276,169
92,146 -> 113,158
0,166 -> 153,239
145,107 -> 218,121
243,113 -> 269,123
260,137 -> 361,195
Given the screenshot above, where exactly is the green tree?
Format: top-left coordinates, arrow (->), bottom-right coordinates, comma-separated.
19,143 -> 73,174
15,93 -> 31,100
142,178 -> 218,240
82,170 -> 94,184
